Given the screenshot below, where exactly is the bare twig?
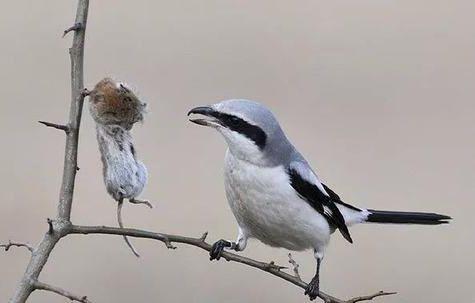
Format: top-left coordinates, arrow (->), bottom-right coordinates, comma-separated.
38,121 -> 70,133
33,281 -> 91,303
288,253 -> 302,281
200,231 -> 208,242
346,291 -> 397,303
0,241 -> 34,253
62,22 -> 83,38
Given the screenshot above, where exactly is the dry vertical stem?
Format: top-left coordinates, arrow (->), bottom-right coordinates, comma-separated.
8,1 -> 89,302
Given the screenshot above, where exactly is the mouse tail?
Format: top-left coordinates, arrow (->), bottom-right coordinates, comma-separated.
117,199 -> 140,257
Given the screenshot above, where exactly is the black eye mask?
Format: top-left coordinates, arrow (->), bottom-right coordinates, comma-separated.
213,112 -> 267,150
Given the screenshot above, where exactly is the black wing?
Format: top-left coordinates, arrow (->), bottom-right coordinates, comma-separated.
288,168 -> 353,243
322,183 -> 361,212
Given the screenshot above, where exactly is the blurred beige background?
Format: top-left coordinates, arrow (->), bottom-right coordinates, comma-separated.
1,0 -> 474,302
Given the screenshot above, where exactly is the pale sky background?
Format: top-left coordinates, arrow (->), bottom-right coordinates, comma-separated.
1,1 -> 474,302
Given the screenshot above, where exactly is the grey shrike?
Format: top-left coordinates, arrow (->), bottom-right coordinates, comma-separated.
188,99 -> 451,300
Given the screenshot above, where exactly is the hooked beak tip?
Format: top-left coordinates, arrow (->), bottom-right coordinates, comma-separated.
187,106 -> 214,116
187,106 -> 220,127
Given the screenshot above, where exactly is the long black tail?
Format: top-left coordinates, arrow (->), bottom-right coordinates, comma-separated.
366,209 -> 451,225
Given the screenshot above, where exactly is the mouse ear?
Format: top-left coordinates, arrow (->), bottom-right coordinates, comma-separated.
119,83 -> 130,93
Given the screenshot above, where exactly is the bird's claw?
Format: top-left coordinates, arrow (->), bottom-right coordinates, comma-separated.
304,277 -> 319,301
209,239 -> 231,261
129,198 -> 153,209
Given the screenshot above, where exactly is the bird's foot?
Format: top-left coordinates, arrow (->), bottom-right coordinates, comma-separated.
209,239 -> 232,261
304,276 -> 319,301
129,198 -> 153,209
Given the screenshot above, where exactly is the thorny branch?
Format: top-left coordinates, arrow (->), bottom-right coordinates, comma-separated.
68,224 -> 395,303
38,121 -> 70,133
33,281 -> 91,303
3,1 -> 395,303
7,0 -> 89,302
0,241 -> 34,253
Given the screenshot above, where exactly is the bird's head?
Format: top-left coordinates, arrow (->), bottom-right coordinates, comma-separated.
188,99 -> 292,165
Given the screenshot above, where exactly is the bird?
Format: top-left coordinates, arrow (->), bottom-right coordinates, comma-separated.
187,99 -> 451,300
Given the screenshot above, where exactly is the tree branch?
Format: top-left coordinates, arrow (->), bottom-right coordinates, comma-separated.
0,241 -> 34,253
38,121 -> 70,133
33,281 -> 91,303
346,291 -> 397,303
58,0 -> 89,222
69,224 -> 395,303
8,1 -> 89,302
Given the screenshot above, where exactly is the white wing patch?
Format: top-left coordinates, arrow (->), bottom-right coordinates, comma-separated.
289,161 -> 329,197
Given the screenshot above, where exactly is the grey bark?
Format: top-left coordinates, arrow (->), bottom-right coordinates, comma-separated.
8,1 -> 89,302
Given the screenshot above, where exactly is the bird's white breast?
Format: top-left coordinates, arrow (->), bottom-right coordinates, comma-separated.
224,150 -> 331,251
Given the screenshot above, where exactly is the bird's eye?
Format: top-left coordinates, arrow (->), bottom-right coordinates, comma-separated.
228,116 -> 240,125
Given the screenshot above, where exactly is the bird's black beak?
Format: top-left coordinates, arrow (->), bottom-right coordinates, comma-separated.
187,106 -> 221,127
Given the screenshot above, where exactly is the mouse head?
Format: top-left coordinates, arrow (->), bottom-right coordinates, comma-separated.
89,78 -> 146,129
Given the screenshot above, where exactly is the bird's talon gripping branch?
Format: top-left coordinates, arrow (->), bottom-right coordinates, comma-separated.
209,239 -> 232,261
305,276 -> 320,301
